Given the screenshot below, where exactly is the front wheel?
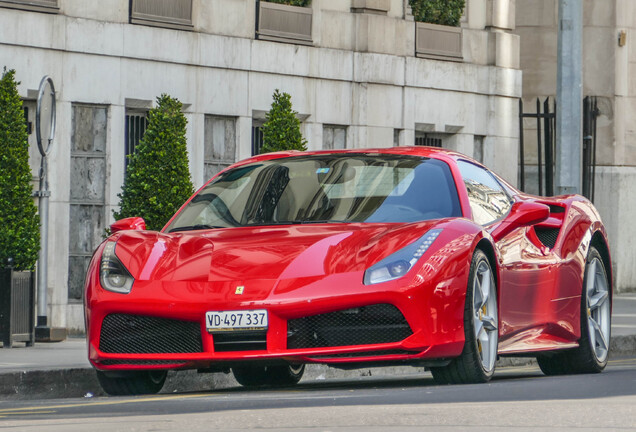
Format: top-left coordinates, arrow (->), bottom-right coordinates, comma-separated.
96,370 -> 167,396
232,364 -> 305,387
537,246 -> 611,375
431,249 -> 498,384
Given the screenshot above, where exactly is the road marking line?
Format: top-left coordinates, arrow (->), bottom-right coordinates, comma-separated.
0,393 -> 210,414
612,314 -> 636,317
611,324 -> 636,328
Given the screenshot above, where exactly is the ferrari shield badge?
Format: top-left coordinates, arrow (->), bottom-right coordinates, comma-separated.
235,285 -> 245,295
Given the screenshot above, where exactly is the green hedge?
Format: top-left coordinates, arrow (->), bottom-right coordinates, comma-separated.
0,68 -> 40,270
260,89 -> 308,154
114,94 -> 194,231
265,0 -> 311,6
409,0 -> 465,27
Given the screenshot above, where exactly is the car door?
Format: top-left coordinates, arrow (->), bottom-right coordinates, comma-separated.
456,161 -> 552,349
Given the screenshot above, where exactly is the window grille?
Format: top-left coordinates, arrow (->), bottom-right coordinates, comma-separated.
415,133 -> 443,148
252,123 -> 264,156
125,111 -> 148,169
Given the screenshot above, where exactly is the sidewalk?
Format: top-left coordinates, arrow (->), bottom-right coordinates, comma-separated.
2,294 -> 636,400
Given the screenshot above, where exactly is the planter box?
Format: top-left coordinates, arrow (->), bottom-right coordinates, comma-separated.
130,0 -> 193,31
415,22 -> 463,62
0,269 -> 35,348
257,1 -> 312,46
0,0 -> 58,13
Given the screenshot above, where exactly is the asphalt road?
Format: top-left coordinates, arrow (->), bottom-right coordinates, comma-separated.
2,357 -> 636,431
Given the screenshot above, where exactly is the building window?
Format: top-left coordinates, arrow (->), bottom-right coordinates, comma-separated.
68,104 -> 107,301
130,0 -> 193,31
125,110 -> 148,169
251,121 -> 264,156
0,0 -> 58,13
415,132 -> 443,148
204,115 -> 237,181
323,125 -> 347,150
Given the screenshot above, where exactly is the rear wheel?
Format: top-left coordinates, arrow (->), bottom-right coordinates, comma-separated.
96,370 -> 167,396
232,364 -> 305,387
537,246 -> 611,375
431,249 -> 498,384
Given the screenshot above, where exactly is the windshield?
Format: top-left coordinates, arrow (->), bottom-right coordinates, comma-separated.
165,154 -> 461,231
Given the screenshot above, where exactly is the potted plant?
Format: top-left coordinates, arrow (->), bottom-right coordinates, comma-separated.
257,0 -> 313,45
114,94 -> 194,231
409,0 -> 465,61
261,89 -> 308,154
0,68 -> 40,348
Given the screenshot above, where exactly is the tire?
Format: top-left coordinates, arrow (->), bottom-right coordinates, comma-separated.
96,370 -> 167,396
537,246 -> 611,376
232,364 -> 305,387
430,249 -> 498,384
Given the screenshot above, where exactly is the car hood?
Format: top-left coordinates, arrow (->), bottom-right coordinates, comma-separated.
112,222 -> 443,284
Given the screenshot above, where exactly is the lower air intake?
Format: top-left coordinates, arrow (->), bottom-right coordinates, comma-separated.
99,314 -> 203,354
287,304 -> 412,349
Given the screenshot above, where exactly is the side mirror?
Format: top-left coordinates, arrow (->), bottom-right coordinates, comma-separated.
491,201 -> 549,241
110,217 -> 146,234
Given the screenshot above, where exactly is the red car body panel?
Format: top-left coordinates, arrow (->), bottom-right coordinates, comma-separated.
84,147 -> 612,372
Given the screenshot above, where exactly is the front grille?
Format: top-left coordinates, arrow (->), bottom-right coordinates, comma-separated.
287,304 -> 412,349
99,314 -> 203,354
535,227 -> 560,249
212,330 -> 267,352
100,360 -> 184,366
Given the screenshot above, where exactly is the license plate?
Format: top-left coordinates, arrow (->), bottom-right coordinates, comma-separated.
205,309 -> 268,332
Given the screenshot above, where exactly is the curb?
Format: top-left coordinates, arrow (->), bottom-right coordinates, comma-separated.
2,335 -> 635,400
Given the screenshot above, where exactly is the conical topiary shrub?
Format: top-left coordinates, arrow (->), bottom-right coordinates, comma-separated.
0,68 -> 40,270
260,89 -> 308,154
114,94 -> 194,231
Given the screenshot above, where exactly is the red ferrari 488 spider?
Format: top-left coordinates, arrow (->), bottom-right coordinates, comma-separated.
85,147 -> 612,395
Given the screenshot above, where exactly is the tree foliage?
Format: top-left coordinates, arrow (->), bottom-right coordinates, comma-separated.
265,0 -> 311,7
0,68 -> 40,270
409,0 -> 465,26
114,94 -> 194,231
261,89 -> 308,154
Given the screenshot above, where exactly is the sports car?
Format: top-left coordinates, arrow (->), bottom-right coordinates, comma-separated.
84,147 -> 612,395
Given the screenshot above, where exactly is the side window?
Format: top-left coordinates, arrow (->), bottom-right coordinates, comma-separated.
457,160 -> 512,226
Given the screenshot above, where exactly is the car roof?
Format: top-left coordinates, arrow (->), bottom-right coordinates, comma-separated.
238,146 -> 470,165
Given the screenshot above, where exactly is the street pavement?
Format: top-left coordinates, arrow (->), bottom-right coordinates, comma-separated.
1,294 -> 635,400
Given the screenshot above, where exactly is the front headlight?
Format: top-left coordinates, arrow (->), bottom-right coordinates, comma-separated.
100,241 -> 134,294
363,229 -> 442,285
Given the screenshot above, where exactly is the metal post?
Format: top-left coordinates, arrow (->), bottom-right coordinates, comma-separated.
36,158 -> 50,326
556,0 -> 583,195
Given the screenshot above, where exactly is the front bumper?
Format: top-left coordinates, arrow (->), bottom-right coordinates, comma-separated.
85,266 -> 469,372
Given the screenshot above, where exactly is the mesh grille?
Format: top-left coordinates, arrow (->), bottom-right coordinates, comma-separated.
535,227 -> 560,249
287,304 -> 412,349
100,360 -> 184,366
99,314 -> 203,354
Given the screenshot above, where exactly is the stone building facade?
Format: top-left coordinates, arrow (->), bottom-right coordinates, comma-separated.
515,0 -> 636,292
0,0 -> 521,332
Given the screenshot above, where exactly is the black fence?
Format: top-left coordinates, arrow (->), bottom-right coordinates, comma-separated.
519,97 -> 598,200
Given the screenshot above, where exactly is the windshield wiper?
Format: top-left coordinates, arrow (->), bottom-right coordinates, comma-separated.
169,224 -> 224,233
